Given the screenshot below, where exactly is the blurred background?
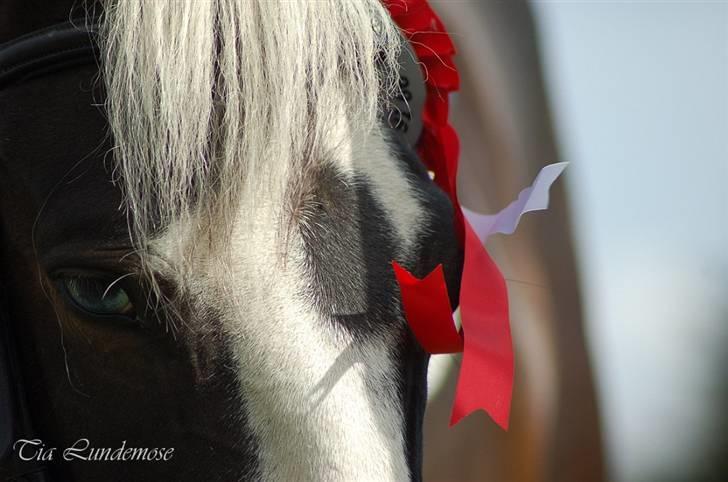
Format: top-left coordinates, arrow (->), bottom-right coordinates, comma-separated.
422,1 -> 728,481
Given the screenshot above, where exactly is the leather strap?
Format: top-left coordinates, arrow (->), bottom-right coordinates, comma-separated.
0,21 -> 97,89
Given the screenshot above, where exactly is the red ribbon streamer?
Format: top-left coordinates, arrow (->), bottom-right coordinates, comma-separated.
391,262 -> 463,354
386,0 -> 514,430
454,218 -> 512,428
392,221 -> 513,429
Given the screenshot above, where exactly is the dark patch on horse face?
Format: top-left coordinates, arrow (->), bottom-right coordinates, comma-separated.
297,163 -> 401,339
296,139 -> 462,481
0,66 -> 260,480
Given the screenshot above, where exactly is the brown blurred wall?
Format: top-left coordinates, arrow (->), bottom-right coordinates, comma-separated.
422,2 -> 605,481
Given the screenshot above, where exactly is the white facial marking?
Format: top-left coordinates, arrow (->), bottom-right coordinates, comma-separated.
152,124 -> 423,481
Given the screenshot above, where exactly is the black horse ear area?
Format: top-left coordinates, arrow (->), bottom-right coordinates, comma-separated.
387,40 -> 426,149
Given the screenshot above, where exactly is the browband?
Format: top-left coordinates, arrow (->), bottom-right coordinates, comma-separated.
0,21 -> 98,90
0,20 -> 426,150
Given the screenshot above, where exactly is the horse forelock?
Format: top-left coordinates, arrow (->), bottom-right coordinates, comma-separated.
98,0 -> 403,266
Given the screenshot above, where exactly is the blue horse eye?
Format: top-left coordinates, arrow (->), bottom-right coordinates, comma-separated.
59,276 -> 135,318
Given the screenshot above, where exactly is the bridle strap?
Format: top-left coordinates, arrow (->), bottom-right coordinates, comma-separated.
0,21 -> 97,89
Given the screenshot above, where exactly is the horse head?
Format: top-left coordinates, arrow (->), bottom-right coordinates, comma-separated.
0,1 -> 462,480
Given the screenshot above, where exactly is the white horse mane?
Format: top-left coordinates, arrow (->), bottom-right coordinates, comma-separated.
99,0 -> 402,254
